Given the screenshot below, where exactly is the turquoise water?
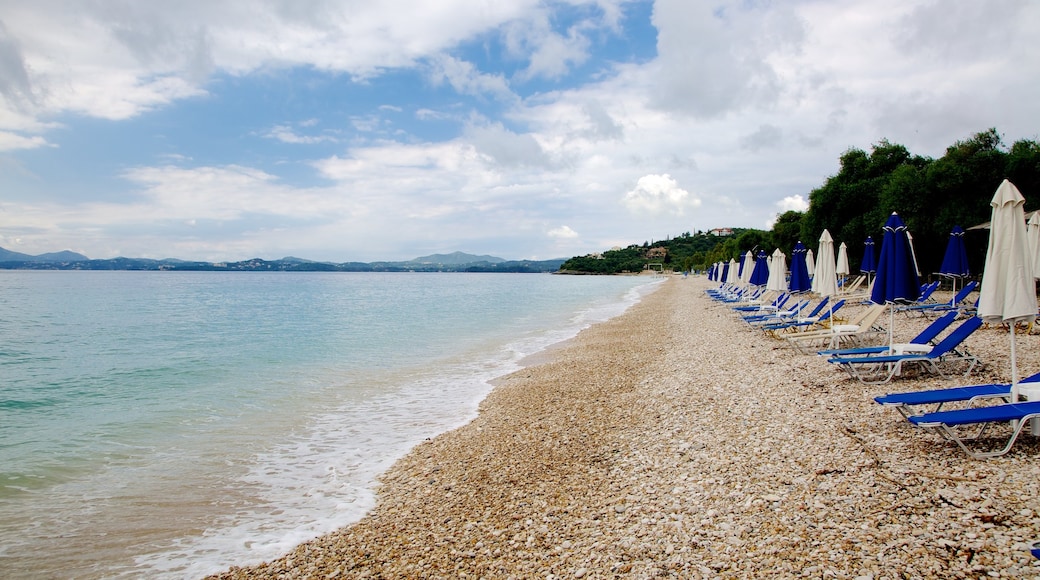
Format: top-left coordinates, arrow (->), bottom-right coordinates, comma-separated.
0,271 -> 659,579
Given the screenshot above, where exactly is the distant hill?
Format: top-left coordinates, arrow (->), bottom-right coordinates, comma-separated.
0,247 -> 89,262
0,247 -> 563,273
409,251 -> 505,265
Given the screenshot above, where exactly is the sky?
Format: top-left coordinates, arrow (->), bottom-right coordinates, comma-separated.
1,0 -> 1038,262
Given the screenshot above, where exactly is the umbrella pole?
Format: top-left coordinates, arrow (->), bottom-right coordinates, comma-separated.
1011,326 -> 1020,403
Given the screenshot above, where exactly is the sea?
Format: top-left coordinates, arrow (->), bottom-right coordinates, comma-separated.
0,270 -> 661,579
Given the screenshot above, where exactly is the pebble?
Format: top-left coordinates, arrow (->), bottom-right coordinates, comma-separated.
206,277 -> 1040,579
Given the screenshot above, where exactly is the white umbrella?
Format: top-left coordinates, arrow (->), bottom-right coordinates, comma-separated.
814,230 -> 839,297
907,231 -> 922,277
836,242 -> 851,289
814,230 -> 840,327
978,179 -> 1038,403
740,250 -> 755,285
727,258 -> 739,284
1028,211 -> 1040,280
806,249 -> 815,281
766,248 -> 786,292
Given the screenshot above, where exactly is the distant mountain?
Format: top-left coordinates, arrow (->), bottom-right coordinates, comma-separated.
0,247 -> 563,273
0,247 -> 89,262
410,251 -> 505,265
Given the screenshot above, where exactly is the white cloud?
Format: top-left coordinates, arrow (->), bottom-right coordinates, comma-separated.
548,225 -> 578,239
264,124 -> 338,144
0,130 -> 49,151
622,174 -> 700,215
778,194 -> 809,213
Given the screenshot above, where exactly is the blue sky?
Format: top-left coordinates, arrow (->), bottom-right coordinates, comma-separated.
1,0 -> 1038,262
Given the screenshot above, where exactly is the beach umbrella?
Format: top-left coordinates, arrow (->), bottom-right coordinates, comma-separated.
767,248 -> 786,292
720,261 -> 730,284
870,212 -> 920,347
740,250 -> 755,285
727,258 -> 739,284
907,231 -> 922,276
806,249 -> 815,281
1028,212 -> 1040,280
836,242 -> 851,289
789,241 -> 811,293
813,230 -> 839,297
861,236 -> 877,290
978,179 -> 1038,404
938,225 -> 971,303
750,249 -> 769,287
814,230 -> 840,326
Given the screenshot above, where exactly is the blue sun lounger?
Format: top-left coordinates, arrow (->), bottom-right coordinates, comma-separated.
900,280 -> 978,316
874,371 -> 1040,418
762,299 -> 845,332
827,316 -> 982,384
907,401 -> 1040,458
817,310 -> 959,357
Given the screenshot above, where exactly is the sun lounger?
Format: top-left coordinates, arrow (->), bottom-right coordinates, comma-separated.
743,299 -> 809,324
874,371 -> 1040,418
817,310 -> 959,357
732,292 -> 789,312
900,280 -> 978,316
907,401 -> 1040,458
763,299 -> 845,334
783,304 -> 886,353
826,316 -> 983,384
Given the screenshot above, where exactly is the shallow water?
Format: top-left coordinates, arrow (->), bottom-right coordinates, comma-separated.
0,271 -> 659,578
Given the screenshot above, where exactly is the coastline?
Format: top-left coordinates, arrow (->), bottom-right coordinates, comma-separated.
209,275 -> 1040,578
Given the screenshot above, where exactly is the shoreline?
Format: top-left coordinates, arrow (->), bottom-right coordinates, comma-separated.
210,276 -> 1040,578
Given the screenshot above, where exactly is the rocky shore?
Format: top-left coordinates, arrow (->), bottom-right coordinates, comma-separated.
209,275 -> 1040,579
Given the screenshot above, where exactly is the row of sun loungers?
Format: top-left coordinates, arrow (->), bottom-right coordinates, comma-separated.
708,280 -> 1040,459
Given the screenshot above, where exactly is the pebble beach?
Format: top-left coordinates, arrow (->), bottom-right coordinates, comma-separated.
209,275 -> 1040,579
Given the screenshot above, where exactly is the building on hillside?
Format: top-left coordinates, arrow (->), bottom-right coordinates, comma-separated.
709,228 -> 733,237
646,247 -> 668,259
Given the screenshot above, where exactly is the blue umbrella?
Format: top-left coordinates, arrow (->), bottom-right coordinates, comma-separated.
939,225 -> 970,277
871,212 -> 921,346
750,249 -> 769,287
720,261 -> 730,284
860,236 -> 877,289
788,241 -> 812,293
939,225 -> 971,304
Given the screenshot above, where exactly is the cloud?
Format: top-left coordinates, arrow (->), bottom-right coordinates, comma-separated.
646,0 -> 804,118
622,174 -> 700,214
548,225 -> 578,239
740,124 -> 783,152
264,124 -> 339,144
777,194 -> 809,213
0,130 -> 49,151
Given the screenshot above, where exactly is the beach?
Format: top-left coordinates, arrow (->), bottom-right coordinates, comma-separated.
209,275 -> 1040,578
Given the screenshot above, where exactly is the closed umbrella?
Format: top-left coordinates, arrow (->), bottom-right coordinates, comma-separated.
767,248 -> 786,292
861,236 -> 877,290
806,249 -> 815,282
907,231 -> 921,277
1028,212 -> 1040,280
750,249 -> 769,287
814,230 -> 840,326
727,258 -> 739,284
871,213 -> 920,347
789,241 -> 811,293
938,225 -> 971,304
813,230 -> 839,297
740,250 -> 755,285
720,261 -> 730,284
836,242 -> 851,290
978,180 -> 1038,403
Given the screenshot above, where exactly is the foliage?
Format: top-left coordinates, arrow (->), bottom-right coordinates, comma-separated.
560,129 -> 1040,276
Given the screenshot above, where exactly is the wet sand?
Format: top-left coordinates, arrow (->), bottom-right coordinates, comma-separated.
209,275 -> 1040,578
